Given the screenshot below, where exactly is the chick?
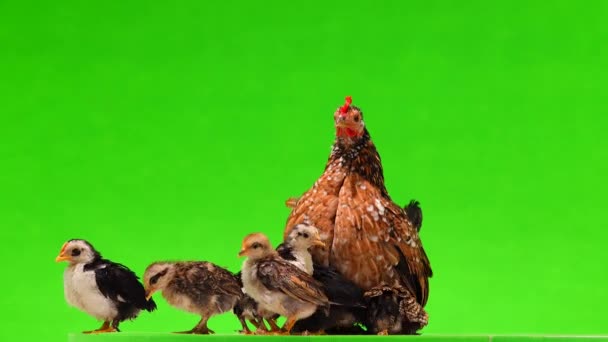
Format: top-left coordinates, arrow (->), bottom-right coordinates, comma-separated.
365,285 -> 428,335
143,261 -> 242,334
239,233 -> 329,335
291,265 -> 367,335
254,224 -> 325,334
276,224 -> 325,274
56,239 -> 156,333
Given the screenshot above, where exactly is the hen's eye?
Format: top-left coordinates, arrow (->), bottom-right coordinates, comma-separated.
354,116 -> 360,122
71,249 -> 81,257
303,233 -> 309,239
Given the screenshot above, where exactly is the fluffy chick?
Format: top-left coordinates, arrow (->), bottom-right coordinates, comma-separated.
143,261 -> 242,334
365,285 -> 428,335
239,233 -> 329,335
276,224 -> 325,274
56,239 -> 156,333
291,265 -> 367,335
253,224 -> 325,334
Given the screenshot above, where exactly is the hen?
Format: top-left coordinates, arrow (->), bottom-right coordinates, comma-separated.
284,96 -> 433,334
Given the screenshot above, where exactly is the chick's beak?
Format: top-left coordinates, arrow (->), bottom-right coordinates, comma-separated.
145,288 -> 155,301
313,236 -> 326,248
238,247 -> 247,257
55,253 -> 71,262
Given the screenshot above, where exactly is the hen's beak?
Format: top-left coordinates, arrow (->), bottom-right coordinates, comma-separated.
335,120 -> 352,129
55,253 -> 71,262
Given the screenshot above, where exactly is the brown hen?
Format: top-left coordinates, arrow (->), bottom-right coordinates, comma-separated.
284,96 -> 432,334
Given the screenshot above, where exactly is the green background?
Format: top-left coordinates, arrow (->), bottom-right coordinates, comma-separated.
1,1 -> 607,341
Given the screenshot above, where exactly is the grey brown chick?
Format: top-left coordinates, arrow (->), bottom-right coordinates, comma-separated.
143,261 -> 242,334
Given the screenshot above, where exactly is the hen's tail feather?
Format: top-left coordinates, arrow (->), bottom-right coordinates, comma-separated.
404,200 -> 423,232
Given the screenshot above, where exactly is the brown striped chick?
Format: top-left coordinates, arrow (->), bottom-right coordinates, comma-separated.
239,233 -> 329,335
143,261 -> 242,334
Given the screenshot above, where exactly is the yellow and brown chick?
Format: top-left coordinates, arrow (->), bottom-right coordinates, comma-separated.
233,225 -> 325,334
239,233 -> 329,335
143,261 -> 242,334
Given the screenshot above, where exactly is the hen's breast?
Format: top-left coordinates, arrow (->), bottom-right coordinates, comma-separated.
285,157 -> 347,266
331,174 -> 402,290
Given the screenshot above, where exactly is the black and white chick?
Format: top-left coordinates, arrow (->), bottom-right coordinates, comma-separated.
143,261 -> 242,334
291,265 -> 368,335
55,239 -> 156,333
239,233 -> 330,335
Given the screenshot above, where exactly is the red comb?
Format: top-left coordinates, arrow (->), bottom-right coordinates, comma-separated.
339,96 -> 352,114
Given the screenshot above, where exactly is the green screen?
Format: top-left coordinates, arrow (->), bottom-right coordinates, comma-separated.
1,1 -> 607,342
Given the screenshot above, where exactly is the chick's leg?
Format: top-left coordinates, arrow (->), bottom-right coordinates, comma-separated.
249,318 -> 262,330
237,317 -> 252,335
254,319 -> 270,335
279,316 -> 297,335
267,317 -> 282,333
191,316 -> 214,334
83,321 -> 117,334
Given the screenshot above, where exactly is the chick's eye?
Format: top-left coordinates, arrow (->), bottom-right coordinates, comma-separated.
303,233 -> 309,239
252,243 -> 261,249
71,249 -> 81,257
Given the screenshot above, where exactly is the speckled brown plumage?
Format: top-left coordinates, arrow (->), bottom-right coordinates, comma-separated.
364,285 -> 428,334
284,98 -> 433,334
143,261 -> 242,334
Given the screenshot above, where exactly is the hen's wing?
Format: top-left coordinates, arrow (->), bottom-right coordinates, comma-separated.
284,157 -> 348,266
332,174 -> 432,306
92,259 -> 156,311
256,258 -> 328,307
